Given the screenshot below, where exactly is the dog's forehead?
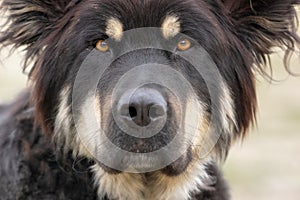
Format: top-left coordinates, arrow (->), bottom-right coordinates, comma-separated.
105,15 -> 181,41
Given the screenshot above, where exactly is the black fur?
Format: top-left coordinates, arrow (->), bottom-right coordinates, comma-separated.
0,95 -> 228,199
1,0 -> 300,199
0,92 -> 98,200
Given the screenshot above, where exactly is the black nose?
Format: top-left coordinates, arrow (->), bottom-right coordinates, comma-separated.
118,88 -> 167,127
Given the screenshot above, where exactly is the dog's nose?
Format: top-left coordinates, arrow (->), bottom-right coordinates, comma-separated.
118,88 -> 167,127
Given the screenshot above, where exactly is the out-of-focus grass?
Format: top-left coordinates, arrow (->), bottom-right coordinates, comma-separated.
224,53 -> 300,200
0,49 -> 27,103
0,45 -> 300,200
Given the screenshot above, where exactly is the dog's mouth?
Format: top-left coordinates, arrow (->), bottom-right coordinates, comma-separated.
96,145 -> 193,175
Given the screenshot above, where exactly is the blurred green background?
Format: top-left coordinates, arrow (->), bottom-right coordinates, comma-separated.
1,40 -> 300,200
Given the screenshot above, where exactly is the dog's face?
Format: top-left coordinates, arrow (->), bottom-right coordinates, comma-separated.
43,0 -> 247,174
1,0 -> 299,197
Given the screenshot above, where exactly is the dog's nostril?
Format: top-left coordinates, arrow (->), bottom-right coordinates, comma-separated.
129,106 -> 138,118
130,103 -> 152,127
149,104 -> 165,119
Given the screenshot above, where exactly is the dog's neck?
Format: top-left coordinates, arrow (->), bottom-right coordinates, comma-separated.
91,160 -> 213,200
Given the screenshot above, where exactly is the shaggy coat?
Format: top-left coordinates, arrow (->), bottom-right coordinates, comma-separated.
1,0 -> 300,199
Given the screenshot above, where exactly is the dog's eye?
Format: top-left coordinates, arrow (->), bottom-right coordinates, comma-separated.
177,39 -> 191,51
96,40 -> 109,52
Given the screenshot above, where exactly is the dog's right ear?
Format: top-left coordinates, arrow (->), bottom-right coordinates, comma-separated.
221,0 -> 300,71
0,0 -> 80,62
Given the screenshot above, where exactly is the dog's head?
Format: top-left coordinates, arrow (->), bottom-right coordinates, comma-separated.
1,0 -> 299,196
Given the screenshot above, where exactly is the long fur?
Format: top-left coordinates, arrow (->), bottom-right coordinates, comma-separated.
1,0 -> 300,199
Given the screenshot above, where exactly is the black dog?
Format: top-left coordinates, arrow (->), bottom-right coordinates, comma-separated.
1,0 -> 299,199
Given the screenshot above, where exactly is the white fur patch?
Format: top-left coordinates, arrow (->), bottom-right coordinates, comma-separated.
54,86 -> 73,154
92,159 -> 212,200
54,87 -> 94,158
92,165 -> 145,200
75,95 -> 102,158
106,18 -> 124,41
161,15 -> 181,39
220,82 -> 237,136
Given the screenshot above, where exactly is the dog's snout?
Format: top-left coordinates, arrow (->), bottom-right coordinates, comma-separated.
118,88 -> 167,127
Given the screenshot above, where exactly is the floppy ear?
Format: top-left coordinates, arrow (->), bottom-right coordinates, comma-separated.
0,0 -> 79,67
223,0 -> 300,70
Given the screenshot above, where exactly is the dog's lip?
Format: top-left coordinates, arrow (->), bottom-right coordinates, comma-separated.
125,162 -> 157,171
96,153 -> 166,172
95,150 -> 192,173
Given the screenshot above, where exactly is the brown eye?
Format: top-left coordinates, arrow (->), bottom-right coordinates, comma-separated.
96,40 -> 109,52
177,38 -> 191,51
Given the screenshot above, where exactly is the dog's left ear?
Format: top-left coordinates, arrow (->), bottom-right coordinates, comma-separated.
0,0 -> 80,68
222,0 -> 300,68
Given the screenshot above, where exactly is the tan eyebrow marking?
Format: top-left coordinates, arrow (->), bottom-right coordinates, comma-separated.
106,17 -> 124,41
161,15 -> 181,39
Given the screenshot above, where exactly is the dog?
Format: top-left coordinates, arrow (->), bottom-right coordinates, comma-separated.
0,0 -> 299,199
